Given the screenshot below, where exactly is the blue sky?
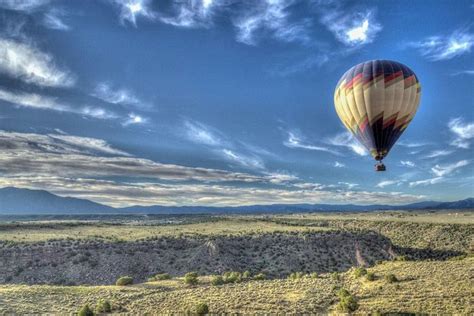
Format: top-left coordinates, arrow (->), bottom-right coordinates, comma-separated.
0,0 -> 472,207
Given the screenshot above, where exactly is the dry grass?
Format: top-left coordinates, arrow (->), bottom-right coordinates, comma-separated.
0,258 -> 471,314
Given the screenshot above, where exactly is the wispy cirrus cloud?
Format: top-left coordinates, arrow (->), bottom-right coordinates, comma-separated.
422,149 -> 454,159
319,8 -> 382,46
451,70 -> 474,76
284,130 -> 338,154
0,88 -> 117,120
184,119 -> 225,147
431,160 -> 470,177
42,8 -> 70,31
334,161 -> 345,168
160,0 -> 216,28
406,29 -> 474,61
409,177 -> 444,187
0,0 -> 50,11
400,160 -> 416,167
326,132 -> 367,156
109,0 -> 156,26
92,82 -> 150,109
0,38 -> 75,87
448,117 -> 474,149
233,0 -> 311,45
122,113 -> 147,126
183,119 -> 267,170
376,180 -> 403,188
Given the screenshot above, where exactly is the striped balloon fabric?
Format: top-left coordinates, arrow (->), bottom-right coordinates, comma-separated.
334,60 -> 421,161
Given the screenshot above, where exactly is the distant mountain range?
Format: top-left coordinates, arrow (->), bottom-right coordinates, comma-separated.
0,187 -> 473,215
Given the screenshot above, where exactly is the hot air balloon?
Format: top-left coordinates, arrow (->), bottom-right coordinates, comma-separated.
334,60 -> 421,171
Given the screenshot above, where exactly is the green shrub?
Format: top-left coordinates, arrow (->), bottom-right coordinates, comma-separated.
353,267 -> 367,278
366,272 -> 376,281
96,299 -> 111,313
211,275 -> 224,286
289,272 -> 305,280
338,294 -> 359,312
184,272 -> 199,285
384,273 -> 398,283
77,304 -> 94,316
223,271 -> 242,283
337,288 -> 350,299
195,302 -> 209,315
154,273 -> 171,280
310,272 -> 318,279
336,288 -> 358,312
253,273 -> 266,280
115,276 -> 133,286
242,270 -> 251,279
394,255 -> 408,261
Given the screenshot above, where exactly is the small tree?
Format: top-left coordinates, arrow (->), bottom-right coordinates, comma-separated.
242,270 -> 251,279
211,275 -> 224,286
78,304 -> 94,316
253,273 -> 266,280
184,272 -> 199,285
384,273 -> 398,283
154,273 -> 171,280
366,272 -> 376,281
116,276 -> 133,286
96,299 -> 111,313
195,302 -> 209,315
336,288 -> 358,312
353,267 -> 367,278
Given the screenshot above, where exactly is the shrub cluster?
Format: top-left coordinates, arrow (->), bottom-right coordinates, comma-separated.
148,273 -> 171,282
384,273 -> 398,283
353,267 -> 367,278
211,270 -> 257,286
115,276 -> 133,286
366,272 -> 376,281
184,272 -> 199,285
78,300 -> 112,316
337,288 -> 358,312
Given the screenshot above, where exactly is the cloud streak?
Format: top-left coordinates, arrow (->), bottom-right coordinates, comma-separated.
319,8 -> 381,46
0,38 -> 75,87
448,117 -> 474,149
406,29 -> 474,61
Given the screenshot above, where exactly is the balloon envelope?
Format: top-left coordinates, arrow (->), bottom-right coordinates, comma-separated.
334,60 -> 421,161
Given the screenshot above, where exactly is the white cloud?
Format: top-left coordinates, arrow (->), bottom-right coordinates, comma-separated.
234,0 -> 310,45
221,149 -> 264,170
451,70 -> 474,76
407,29 -> 474,61
334,161 -> 345,168
448,117 -> 474,149
284,131 -> 338,154
122,113 -> 147,126
43,9 -> 70,31
338,182 -> 358,189
376,180 -> 404,188
110,0 -> 156,26
93,82 -> 150,109
320,9 -> 381,46
431,160 -> 469,177
0,0 -> 50,11
160,0 -> 216,28
184,119 -> 224,146
0,87 -> 118,120
0,38 -> 75,87
397,140 -> 430,148
327,132 -> 367,156
0,176 -> 424,207
409,177 -> 444,187
400,160 -> 415,167
423,149 -> 454,159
